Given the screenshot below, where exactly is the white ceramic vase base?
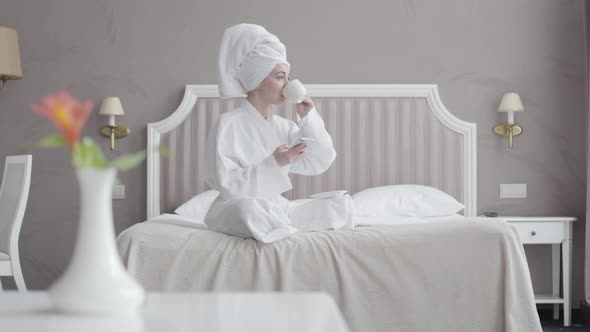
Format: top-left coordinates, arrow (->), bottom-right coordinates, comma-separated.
48,168 -> 145,314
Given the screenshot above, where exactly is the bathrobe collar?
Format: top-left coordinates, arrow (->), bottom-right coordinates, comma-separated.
243,99 -> 274,125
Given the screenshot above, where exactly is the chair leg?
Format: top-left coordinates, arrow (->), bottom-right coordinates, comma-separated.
0,277 -> 3,291
11,259 -> 27,292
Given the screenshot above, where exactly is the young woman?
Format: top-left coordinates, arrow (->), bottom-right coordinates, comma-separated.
205,23 -> 353,242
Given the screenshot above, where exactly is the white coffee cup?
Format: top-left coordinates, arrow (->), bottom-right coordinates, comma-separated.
282,79 -> 307,103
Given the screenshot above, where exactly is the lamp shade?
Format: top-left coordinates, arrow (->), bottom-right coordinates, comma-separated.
0,26 -> 22,79
498,93 -> 524,113
98,97 -> 124,116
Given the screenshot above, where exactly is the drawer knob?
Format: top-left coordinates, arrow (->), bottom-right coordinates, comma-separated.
531,231 -> 537,236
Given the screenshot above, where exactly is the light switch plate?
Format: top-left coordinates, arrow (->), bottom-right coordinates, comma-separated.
500,184 -> 527,199
112,184 -> 125,200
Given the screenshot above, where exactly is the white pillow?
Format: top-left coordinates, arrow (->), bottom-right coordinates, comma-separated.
174,190 -> 220,221
352,185 -> 464,218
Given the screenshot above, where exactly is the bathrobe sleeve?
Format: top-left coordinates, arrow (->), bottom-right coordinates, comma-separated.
288,107 -> 337,175
205,117 -> 293,199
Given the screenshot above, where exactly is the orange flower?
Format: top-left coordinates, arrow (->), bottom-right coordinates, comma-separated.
32,91 -> 94,149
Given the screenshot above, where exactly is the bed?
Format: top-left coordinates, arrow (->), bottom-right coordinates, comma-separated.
117,84 -> 542,332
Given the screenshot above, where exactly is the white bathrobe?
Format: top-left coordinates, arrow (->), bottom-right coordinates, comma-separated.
204,100 -> 353,242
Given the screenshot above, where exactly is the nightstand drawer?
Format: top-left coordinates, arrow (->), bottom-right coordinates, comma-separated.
512,222 -> 564,244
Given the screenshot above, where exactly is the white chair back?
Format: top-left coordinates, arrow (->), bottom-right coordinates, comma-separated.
0,155 -> 32,256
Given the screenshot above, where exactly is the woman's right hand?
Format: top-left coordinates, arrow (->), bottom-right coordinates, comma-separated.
273,144 -> 307,167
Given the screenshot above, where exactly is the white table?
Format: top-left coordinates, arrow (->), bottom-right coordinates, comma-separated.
493,216 -> 576,327
0,291 -> 351,332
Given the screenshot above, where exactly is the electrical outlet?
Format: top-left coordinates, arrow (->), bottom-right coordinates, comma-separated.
112,184 -> 125,200
500,184 -> 526,199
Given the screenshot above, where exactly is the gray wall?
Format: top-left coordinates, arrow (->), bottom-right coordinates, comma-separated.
0,0 -> 586,307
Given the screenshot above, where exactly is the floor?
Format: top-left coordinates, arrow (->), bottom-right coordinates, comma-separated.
542,321 -> 589,331
540,310 -> 589,331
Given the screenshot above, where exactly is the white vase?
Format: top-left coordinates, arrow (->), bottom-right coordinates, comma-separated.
48,167 -> 145,314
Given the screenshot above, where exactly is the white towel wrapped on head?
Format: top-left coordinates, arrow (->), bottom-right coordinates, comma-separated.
217,23 -> 290,98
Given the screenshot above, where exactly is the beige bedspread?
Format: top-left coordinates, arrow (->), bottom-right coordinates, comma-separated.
117,216 -> 542,332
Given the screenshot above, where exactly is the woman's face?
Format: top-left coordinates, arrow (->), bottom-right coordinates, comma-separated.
255,63 -> 290,105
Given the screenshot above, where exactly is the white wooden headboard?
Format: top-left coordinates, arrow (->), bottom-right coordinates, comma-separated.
147,84 -> 477,219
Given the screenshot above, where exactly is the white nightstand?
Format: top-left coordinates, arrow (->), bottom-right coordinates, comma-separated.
493,216 -> 577,327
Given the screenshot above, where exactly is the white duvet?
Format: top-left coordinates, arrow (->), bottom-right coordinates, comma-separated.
151,212 -> 465,229
117,215 -> 541,332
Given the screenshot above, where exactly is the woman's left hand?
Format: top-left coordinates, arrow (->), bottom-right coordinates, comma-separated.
296,97 -> 314,118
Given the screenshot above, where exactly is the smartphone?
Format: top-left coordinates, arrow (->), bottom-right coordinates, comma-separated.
289,143 -> 306,149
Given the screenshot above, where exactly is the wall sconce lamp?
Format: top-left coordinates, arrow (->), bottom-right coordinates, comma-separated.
98,97 -> 129,151
0,26 -> 23,93
493,92 -> 524,149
